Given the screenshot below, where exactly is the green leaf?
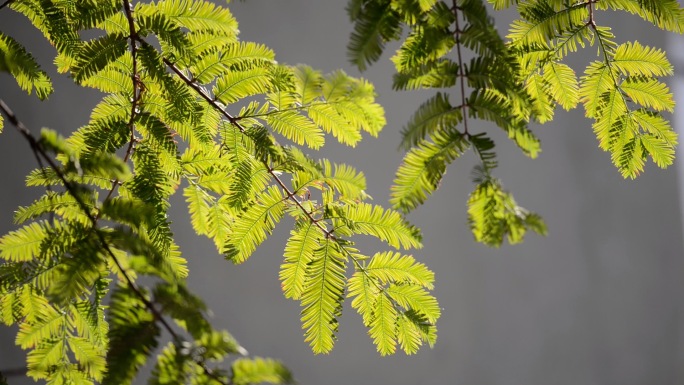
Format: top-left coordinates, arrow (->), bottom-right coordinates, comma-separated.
294,65 -> 323,104
308,104 -> 362,147
224,186 -> 286,264
391,129 -> 469,213
395,312 -> 424,355
620,77 -> 674,112
148,342 -> 188,385
231,357 -> 294,385
542,61 -> 579,110
136,13 -> 190,59
597,0 -> 684,33
300,239 -> 346,354
347,1 -> 401,71
0,222 -> 49,262
17,304 -> 65,350
227,157 -> 272,209
321,160 -> 368,200
368,292 -> 397,356
393,59 -> 459,90
48,239 -> 106,304
468,180 -> 546,246
348,266 -> 378,326
281,222 -> 324,300
524,72 -> 554,123
103,285 -> 160,385
591,88 -> 628,152
507,3 -> 588,48
612,41 -> 673,77
400,93 -> 462,150
579,61 -> 614,118
191,42 -> 275,84
265,111 -> 325,149
385,284 -> 440,323
153,283 -> 212,339
392,27 -> 455,73
72,33 -> 127,83
67,337 -> 106,381
365,251 -> 434,289
342,203 -> 423,249
214,68 -> 272,105
0,32 -> 53,99
640,133 -> 675,169
617,136 -> 645,179
137,0 -> 238,37
184,185 -> 213,236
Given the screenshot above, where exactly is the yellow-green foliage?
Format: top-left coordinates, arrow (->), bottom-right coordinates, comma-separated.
0,0 -> 439,383
348,0 -> 682,246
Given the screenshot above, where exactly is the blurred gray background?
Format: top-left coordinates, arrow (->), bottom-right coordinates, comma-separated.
2,2 -> 684,384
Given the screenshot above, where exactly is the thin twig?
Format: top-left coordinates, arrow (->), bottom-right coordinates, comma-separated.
160,53 -> 336,240
118,4 -> 233,383
587,0 -> 597,27
452,0 -> 470,135
101,0 -> 141,206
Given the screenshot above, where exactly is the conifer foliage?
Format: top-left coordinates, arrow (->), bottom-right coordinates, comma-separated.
348,0 -> 682,246
0,0 -> 440,383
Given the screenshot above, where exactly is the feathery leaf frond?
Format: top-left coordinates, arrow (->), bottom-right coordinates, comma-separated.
300,239 -> 346,354
224,186 -> 286,264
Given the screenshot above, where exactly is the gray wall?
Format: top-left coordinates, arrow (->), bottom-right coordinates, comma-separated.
2,2 -> 684,384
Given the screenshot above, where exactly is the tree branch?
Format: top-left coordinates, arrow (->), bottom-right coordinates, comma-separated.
452,0 -> 469,136
0,98 -> 231,385
160,53 -> 336,240
101,0 -> 141,206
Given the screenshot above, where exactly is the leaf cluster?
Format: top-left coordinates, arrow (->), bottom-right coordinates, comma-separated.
0,0 -> 440,383
348,0 -> 547,246
503,0 -> 681,178
347,0 -> 683,245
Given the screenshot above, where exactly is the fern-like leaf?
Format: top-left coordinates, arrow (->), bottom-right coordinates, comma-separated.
0,32 -> 53,99
368,291 -> 397,356
214,68 -> 272,105
265,111 -> 325,149
103,285 -> 160,385
72,33 -> 127,83
300,239 -> 346,354
400,93 -> 462,150
231,357 -> 294,385
342,203 -> 423,249
365,251 -> 434,289
281,222 -> 324,300
224,186 -> 286,264
391,130 -> 469,213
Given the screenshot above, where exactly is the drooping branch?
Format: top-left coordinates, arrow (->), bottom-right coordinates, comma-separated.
0,98 -> 232,385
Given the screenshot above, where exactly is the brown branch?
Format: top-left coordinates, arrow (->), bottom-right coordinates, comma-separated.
452,0 -> 470,136
101,0 -> 141,206
116,6 -> 233,384
159,53 -> 336,240
586,0 -> 597,27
